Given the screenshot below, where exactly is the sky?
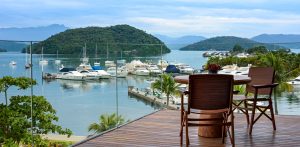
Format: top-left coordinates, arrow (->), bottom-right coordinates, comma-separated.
1,0 -> 300,38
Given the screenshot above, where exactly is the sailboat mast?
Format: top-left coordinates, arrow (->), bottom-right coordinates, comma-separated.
41,47 -> 44,60
95,44 -> 98,59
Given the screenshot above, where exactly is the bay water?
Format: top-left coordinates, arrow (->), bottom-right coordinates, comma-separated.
0,50 -> 299,136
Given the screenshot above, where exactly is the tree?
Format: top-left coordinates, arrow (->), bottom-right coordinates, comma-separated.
0,76 -> 72,146
0,76 -> 36,106
247,46 -> 268,54
231,44 -> 244,54
151,74 -> 180,106
88,113 -> 126,135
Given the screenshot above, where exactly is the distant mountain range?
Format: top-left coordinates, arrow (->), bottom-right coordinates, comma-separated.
0,24 -> 68,41
0,41 -> 28,52
251,34 -> 300,48
251,34 -> 300,43
180,36 -> 283,51
154,34 -> 206,50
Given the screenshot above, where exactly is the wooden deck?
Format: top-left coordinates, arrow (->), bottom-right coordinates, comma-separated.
74,109 -> 300,147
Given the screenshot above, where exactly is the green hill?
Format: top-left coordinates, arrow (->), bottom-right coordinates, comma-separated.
0,41 -> 27,52
180,36 -> 284,51
28,25 -> 170,56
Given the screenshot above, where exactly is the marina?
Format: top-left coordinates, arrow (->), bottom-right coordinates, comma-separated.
1,50 -> 300,137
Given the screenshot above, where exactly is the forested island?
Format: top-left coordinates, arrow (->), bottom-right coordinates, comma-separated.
180,36 -> 284,51
27,25 -> 170,56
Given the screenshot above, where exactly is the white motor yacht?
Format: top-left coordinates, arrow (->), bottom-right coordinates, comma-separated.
59,71 -> 86,80
176,64 -> 194,74
288,76 -> 300,85
107,66 -> 128,78
133,67 -> 150,76
79,70 -> 102,80
157,60 -> 168,69
147,64 -> 162,75
105,61 -> 116,67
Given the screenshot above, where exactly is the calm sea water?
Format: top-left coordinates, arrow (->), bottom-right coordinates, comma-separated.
0,49 -> 300,136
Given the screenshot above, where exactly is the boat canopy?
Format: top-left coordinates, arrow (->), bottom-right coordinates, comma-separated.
59,68 -> 76,72
92,66 -> 104,70
165,65 -> 180,73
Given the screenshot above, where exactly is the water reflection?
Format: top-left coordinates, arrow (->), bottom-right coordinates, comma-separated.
57,79 -> 108,91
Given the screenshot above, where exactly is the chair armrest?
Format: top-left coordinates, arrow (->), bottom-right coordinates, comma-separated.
233,90 -> 240,94
251,83 -> 279,89
179,89 -> 189,95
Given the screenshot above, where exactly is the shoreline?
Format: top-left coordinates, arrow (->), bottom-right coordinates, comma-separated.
41,134 -> 86,142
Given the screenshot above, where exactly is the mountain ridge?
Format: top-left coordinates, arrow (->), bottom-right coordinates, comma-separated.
180,36 -> 284,51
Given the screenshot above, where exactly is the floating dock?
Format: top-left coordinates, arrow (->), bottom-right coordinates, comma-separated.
128,86 -> 179,110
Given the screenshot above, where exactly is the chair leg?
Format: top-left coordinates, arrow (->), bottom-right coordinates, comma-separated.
269,99 -> 276,131
185,114 -> 189,146
231,114 -> 235,147
244,100 -> 249,125
180,122 -> 183,145
222,113 -> 227,144
249,101 -> 256,135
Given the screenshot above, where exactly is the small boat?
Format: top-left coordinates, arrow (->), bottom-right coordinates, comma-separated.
105,61 -> 116,67
94,62 -> 100,66
165,65 -> 180,74
25,47 -> 31,69
133,67 -> 150,76
58,70 -> 86,80
9,61 -> 17,65
176,64 -> 194,74
147,64 -> 162,75
92,65 -> 111,79
107,66 -> 128,78
79,70 -> 102,80
288,76 -> 300,85
157,60 -> 168,69
39,47 -> 48,65
55,50 -> 61,64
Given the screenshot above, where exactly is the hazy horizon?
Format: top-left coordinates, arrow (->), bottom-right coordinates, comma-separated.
1,0 -> 300,38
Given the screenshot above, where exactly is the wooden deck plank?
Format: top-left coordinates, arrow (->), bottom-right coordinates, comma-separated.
74,109 -> 300,147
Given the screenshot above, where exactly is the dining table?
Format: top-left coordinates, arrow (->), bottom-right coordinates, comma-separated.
174,74 -> 251,138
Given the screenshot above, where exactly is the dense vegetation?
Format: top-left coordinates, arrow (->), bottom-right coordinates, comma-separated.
180,36 -> 284,51
27,25 -> 170,56
88,113 -> 127,135
151,74 -> 180,106
0,42 -> 27,52
207,50 -> 300,87
0,76 -> 72,146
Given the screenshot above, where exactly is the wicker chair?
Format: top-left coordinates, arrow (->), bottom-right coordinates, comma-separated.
232,67 -> 278,135
180,74 -> 235,146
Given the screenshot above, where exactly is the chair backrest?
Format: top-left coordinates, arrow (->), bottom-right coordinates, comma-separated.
246,67 -> 275,95
188,74 -> 233,110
